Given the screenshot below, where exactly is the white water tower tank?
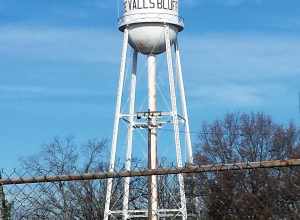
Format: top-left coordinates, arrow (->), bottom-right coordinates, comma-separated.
119,0 -> 184,55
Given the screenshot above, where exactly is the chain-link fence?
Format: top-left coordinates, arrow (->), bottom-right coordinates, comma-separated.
0,171 -> 199,220
1,160 -> 300,220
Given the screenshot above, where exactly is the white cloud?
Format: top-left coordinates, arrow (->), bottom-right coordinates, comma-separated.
78,0 -> 112,9
91,0 -> 113,9
220,0 -> 262,7
177,32 -> 300,109
190,84 -> 263,107
181,32 -> 300,81
0,25 -> 299,111
0,85 -> 108,104
183,0 -> 263,7
0,26 -> 121,64
0,85 -> 103,96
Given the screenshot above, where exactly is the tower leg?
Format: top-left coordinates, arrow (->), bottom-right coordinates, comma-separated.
165,26 -> 187,220
174,40 -> 194,165
148,55 -> 158,220
104,29 -> 129,220
123,51 -> 138,220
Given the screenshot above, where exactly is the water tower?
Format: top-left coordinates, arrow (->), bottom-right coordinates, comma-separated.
104,0 -> 194,219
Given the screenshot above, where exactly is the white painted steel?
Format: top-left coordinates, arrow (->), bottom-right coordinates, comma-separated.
148,54 -> 158,220
165,26 -> 187,220
175,40 -> 194,165
128,23 -> 178,55
119,0 -> 183,55
174,40 -> 198,216
111,208 -> 184,218
104,29 -> 129,220
119,0 -> 183,31
122,51 -> 138,220
105,1 -> 193,217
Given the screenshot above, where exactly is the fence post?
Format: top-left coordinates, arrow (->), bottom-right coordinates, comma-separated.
0,173 -> 4,220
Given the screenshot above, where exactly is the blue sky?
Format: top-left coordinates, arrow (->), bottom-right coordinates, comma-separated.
0,0 -> 300,168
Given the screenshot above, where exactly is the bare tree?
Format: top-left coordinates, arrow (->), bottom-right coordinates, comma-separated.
194,112 -> 300,219
11,138 -> 163,219
10,137 -> 108,219
8,112 -> 300,219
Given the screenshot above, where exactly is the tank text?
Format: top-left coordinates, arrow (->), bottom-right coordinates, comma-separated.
124,0 -> 178,12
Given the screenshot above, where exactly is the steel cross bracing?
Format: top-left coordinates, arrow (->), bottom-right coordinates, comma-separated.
104,26 -> 194,220
110,209 -> 183,218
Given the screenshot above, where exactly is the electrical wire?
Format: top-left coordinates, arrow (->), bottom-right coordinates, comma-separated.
158,128 -> 273,137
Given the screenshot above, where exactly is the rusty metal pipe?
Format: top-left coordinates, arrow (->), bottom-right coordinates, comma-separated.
1,159 -> 300,186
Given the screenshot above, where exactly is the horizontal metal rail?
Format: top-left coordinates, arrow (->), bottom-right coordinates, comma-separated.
1,159 -> 300,186
117,13 -> 184,26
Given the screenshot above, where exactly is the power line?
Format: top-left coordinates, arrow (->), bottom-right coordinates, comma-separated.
159,128 -> 272,137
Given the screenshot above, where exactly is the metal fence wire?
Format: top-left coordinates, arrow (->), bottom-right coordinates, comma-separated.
1,160 -> 300,220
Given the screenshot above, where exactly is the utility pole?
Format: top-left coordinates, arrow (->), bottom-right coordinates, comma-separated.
148,55 -> 158,220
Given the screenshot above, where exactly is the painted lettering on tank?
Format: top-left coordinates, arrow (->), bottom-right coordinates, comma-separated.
124,0 -> 178,12
157,0 -> 163,9
149,0 -> 155,8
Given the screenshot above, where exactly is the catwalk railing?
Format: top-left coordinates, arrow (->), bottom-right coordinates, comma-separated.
1,159 -> 300,219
